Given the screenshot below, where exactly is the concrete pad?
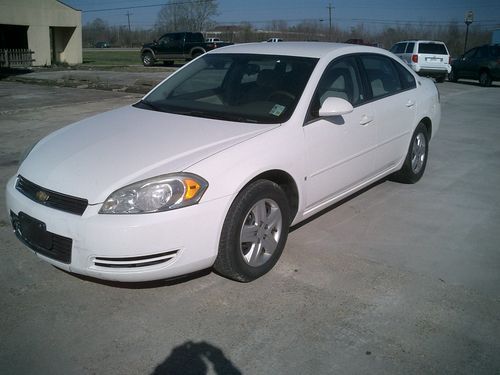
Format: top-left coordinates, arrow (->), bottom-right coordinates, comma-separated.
0,81 -> 499,374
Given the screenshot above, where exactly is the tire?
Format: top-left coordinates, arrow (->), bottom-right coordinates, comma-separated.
479,71 -> 492,87
392,123 -> 429,184
448,69 -> 457,82
214,180 -> 290,282
435,75 -> 446,83
142,52 -> 154,67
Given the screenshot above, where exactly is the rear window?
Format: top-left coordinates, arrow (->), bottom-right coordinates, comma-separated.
418,43 -> 448,55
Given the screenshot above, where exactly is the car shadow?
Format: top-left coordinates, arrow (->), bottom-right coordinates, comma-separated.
446,79 -> 499,88
61,267 -> 213,289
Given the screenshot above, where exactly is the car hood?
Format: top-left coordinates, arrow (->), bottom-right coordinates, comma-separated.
19,105 -> 277,203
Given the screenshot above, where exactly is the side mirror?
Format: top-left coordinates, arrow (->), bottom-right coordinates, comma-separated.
319,97 -> 353,117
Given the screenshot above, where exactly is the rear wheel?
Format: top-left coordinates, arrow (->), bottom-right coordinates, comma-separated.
214,180 -> 290,282
479,71 -> 492,87
435,75 -> 446,83
392,123 -> 429,184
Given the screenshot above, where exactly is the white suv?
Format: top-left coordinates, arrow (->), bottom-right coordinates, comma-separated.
390,40 -> 451,82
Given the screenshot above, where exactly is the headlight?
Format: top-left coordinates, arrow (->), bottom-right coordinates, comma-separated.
99,173 -> 208,214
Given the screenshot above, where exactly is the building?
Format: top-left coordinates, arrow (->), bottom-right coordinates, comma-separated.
0,0 -> 82,66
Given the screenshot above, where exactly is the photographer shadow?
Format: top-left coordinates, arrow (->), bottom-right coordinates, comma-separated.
152,341 -> 241,375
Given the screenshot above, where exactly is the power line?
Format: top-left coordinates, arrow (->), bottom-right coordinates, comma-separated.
82,0 -> 214,13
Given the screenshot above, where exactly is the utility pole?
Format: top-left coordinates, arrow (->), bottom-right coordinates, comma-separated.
126,11 -> 132,32
327,2 -> 333,41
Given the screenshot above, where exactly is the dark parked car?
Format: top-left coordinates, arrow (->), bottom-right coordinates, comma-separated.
449,44 -> 500,86
140,32 -> 232,66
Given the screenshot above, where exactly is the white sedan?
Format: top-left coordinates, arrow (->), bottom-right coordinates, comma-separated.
6,42 -> 440,282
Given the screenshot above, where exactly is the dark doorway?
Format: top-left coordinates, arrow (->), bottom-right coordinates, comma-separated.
0,24 -> 29,49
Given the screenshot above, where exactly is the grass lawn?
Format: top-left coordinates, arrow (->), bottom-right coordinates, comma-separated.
82,50 -> 141,66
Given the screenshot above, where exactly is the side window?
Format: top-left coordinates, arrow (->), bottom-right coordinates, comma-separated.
159,35 -> 172,44
405,42 -> 415,53
360,55 -> 402,99
312,57 -> 363,115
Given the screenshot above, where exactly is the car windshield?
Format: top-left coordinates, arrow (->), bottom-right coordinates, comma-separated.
137,53 -> 318,124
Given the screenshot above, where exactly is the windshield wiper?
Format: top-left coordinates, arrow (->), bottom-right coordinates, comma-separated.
176,110 -> 258,123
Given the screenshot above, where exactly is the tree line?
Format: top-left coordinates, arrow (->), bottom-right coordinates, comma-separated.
82,0 -> 494,57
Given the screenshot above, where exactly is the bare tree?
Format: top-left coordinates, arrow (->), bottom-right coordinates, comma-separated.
155,0 -> 218,33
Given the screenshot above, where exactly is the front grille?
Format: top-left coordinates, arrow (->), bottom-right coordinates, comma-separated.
16,176 -> 88,216
10,211 -> 72,264
93,250 -> 179,268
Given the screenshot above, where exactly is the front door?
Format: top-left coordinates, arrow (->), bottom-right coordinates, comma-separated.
303,56 -> 377,213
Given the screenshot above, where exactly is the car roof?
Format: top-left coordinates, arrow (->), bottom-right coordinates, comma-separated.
395,40 -> 447,44
210,42 -> 383,58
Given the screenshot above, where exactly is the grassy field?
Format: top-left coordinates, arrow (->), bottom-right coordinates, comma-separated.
82,49 -> 141,66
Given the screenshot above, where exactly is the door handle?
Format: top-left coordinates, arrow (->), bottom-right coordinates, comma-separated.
406,100 -> 415,108
359,115 -> 373,126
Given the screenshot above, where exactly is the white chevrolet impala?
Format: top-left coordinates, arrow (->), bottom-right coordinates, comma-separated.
6,43 -> 440,282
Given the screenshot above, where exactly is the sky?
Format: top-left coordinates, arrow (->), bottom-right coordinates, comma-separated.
61,0 -> 500,31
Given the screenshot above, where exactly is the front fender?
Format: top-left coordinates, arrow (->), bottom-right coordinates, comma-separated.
185,124 -> 307,225
141,48 -> 156,58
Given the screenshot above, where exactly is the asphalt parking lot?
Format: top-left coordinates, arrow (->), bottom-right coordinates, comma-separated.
1,80 -> 499,374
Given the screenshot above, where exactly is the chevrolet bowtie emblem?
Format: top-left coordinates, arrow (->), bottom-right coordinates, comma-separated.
36,190 -> 50,202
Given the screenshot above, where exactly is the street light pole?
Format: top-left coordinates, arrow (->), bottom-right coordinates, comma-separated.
464,10 -> 473,54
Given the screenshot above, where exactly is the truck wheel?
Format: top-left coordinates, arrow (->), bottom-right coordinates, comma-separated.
192,51 -> 203,59
142,52 -> 154,67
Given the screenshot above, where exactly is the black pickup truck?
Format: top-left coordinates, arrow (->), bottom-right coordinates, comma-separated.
140,32 -> 232,66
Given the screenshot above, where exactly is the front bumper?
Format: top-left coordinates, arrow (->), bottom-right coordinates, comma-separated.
6,176 -> 231,282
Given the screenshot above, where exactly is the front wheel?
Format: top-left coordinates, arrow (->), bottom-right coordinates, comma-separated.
142,52 -> 154,67
214,180 -> 290,282
392,123 -> 429,184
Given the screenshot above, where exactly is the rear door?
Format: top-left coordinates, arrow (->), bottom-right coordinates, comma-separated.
359,54 -> 417,172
